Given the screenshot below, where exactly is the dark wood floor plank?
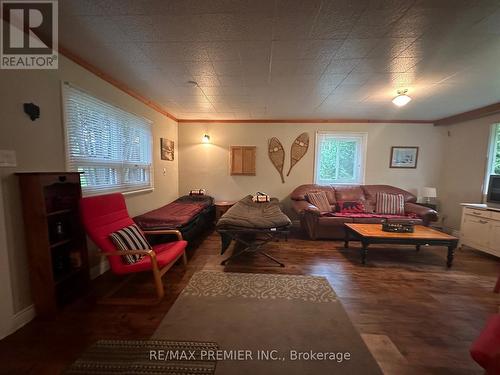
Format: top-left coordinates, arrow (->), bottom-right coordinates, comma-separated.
0,229 -> 497,374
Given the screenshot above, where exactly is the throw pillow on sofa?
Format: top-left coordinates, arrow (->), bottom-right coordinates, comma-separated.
306,191 -> 332,212
335,200 -> 366,213
375,192 -> 405,215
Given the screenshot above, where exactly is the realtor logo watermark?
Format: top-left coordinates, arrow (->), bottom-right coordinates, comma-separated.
1,0 -> 58,69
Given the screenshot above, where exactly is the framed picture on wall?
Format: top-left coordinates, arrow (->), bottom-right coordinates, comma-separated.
390,146 -> 419,168
161,138 -> 174,161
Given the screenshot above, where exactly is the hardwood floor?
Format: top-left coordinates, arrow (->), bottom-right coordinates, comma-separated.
0,229 -> 498,374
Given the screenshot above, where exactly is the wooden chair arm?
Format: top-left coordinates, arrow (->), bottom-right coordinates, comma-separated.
143,229 -> 183,241
104,249 -> 160,271
104,249 -> 156,259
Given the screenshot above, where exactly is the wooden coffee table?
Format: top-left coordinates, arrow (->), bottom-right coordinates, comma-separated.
344,223 -> 459,267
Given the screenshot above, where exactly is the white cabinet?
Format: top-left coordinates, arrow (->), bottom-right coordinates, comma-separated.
489,221 -> 500,254
460,204 -> 500,257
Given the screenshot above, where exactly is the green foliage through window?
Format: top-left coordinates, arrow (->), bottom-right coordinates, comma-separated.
494,124 -> 500,175
315,134 -> 365,184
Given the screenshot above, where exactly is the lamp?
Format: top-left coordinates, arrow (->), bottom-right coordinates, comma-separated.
420,187 -> 437,204
392,89 -> 412,107
202,134 -> 210,144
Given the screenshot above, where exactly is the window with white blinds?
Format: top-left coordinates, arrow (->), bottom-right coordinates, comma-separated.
62,83 -> 153,195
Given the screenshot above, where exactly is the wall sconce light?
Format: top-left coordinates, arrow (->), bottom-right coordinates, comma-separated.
202,134 -> 210,143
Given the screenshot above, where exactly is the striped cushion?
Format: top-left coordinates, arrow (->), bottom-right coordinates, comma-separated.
306,191 -> 332,212
375,192 -> 405,215
109,224 -> 152,265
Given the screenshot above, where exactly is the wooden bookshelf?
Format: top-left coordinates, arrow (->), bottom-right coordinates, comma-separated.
16,172 -> 89,317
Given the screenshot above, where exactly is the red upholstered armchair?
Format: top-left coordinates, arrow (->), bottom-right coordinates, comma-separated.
80,193 -> 188,302
470,314 -> 500,373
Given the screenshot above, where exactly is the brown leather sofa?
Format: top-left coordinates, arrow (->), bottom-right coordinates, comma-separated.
291,184 -> 438,240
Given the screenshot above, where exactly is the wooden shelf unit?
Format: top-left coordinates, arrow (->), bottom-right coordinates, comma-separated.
17,172 -> 89,317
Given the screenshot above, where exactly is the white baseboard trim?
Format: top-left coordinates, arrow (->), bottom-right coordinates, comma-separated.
90,260 -> 110,280
10,304 -> 35,335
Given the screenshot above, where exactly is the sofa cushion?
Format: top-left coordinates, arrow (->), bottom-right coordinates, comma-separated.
363,185 -> 417,205
291,184 -> 336,204
335,200 -> 366,214
306,191 -> 332,212
375,192 -> 405,215
335,185 -> 365,202
318,216 -> 354,226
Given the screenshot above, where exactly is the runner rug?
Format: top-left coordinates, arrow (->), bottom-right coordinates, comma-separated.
153,271 -> 382,375
65,339 -> 218,374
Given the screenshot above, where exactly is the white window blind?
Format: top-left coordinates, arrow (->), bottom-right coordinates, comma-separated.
314,132 -> 367,185
63,83 -> 153,195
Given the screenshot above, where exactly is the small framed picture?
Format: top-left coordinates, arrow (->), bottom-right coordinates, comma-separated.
161,138 -> 174,161
390,146 -> 419,168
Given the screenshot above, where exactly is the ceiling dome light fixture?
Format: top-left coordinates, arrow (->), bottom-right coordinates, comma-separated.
392,89 -> 412,107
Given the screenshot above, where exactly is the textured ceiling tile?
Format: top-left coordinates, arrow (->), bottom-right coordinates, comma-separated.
167,0 -> 274,15
99,0 -> 164,15
368,38 -> 418,58
310,13 -> 355,39
387,57 -> 422,73
239,41 -> 272,61
206,42 -> 241,61
212,61 -> 244,76
160,62 -> 190,77
275,0 -> 322,15
111,15 -> 161,42
272,39 -> 344,60
342,72 -> 373,85
59,0 -> 107,16
189,75 -> 221,87
139,42 -> 211,62
240,14 -> 274,41
469,8 -> 500,35
316,73 -> 348,95
196,86 -> 225,96
217,75 -> 246,87
183,61 -> 217,77
323,59 -> 361,75
353,58 -> 390,74
244,75 -> 271,87
59,0 -> 500,120
60,16 -> 129,43
334,38 -> 382,59
273,13 -> 317,40
295,58 -> 331,76
221,86 -> 249,96
243,59 -> 270,76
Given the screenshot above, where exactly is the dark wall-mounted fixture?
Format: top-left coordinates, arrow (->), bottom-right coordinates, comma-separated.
23,102 -> 40,121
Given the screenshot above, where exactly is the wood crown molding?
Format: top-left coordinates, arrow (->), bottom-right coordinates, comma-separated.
434,102 -> 500,126
177,118 -> 434,124
58,46 -> 178,122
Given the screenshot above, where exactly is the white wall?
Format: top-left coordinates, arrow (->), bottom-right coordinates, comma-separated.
0,55 -> 179,315
178,122 -> 445,217
438,114 -> 498,231
0,179 -> 16,339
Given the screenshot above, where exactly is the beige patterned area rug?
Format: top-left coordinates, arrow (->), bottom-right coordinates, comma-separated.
153,271 -> 382,375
